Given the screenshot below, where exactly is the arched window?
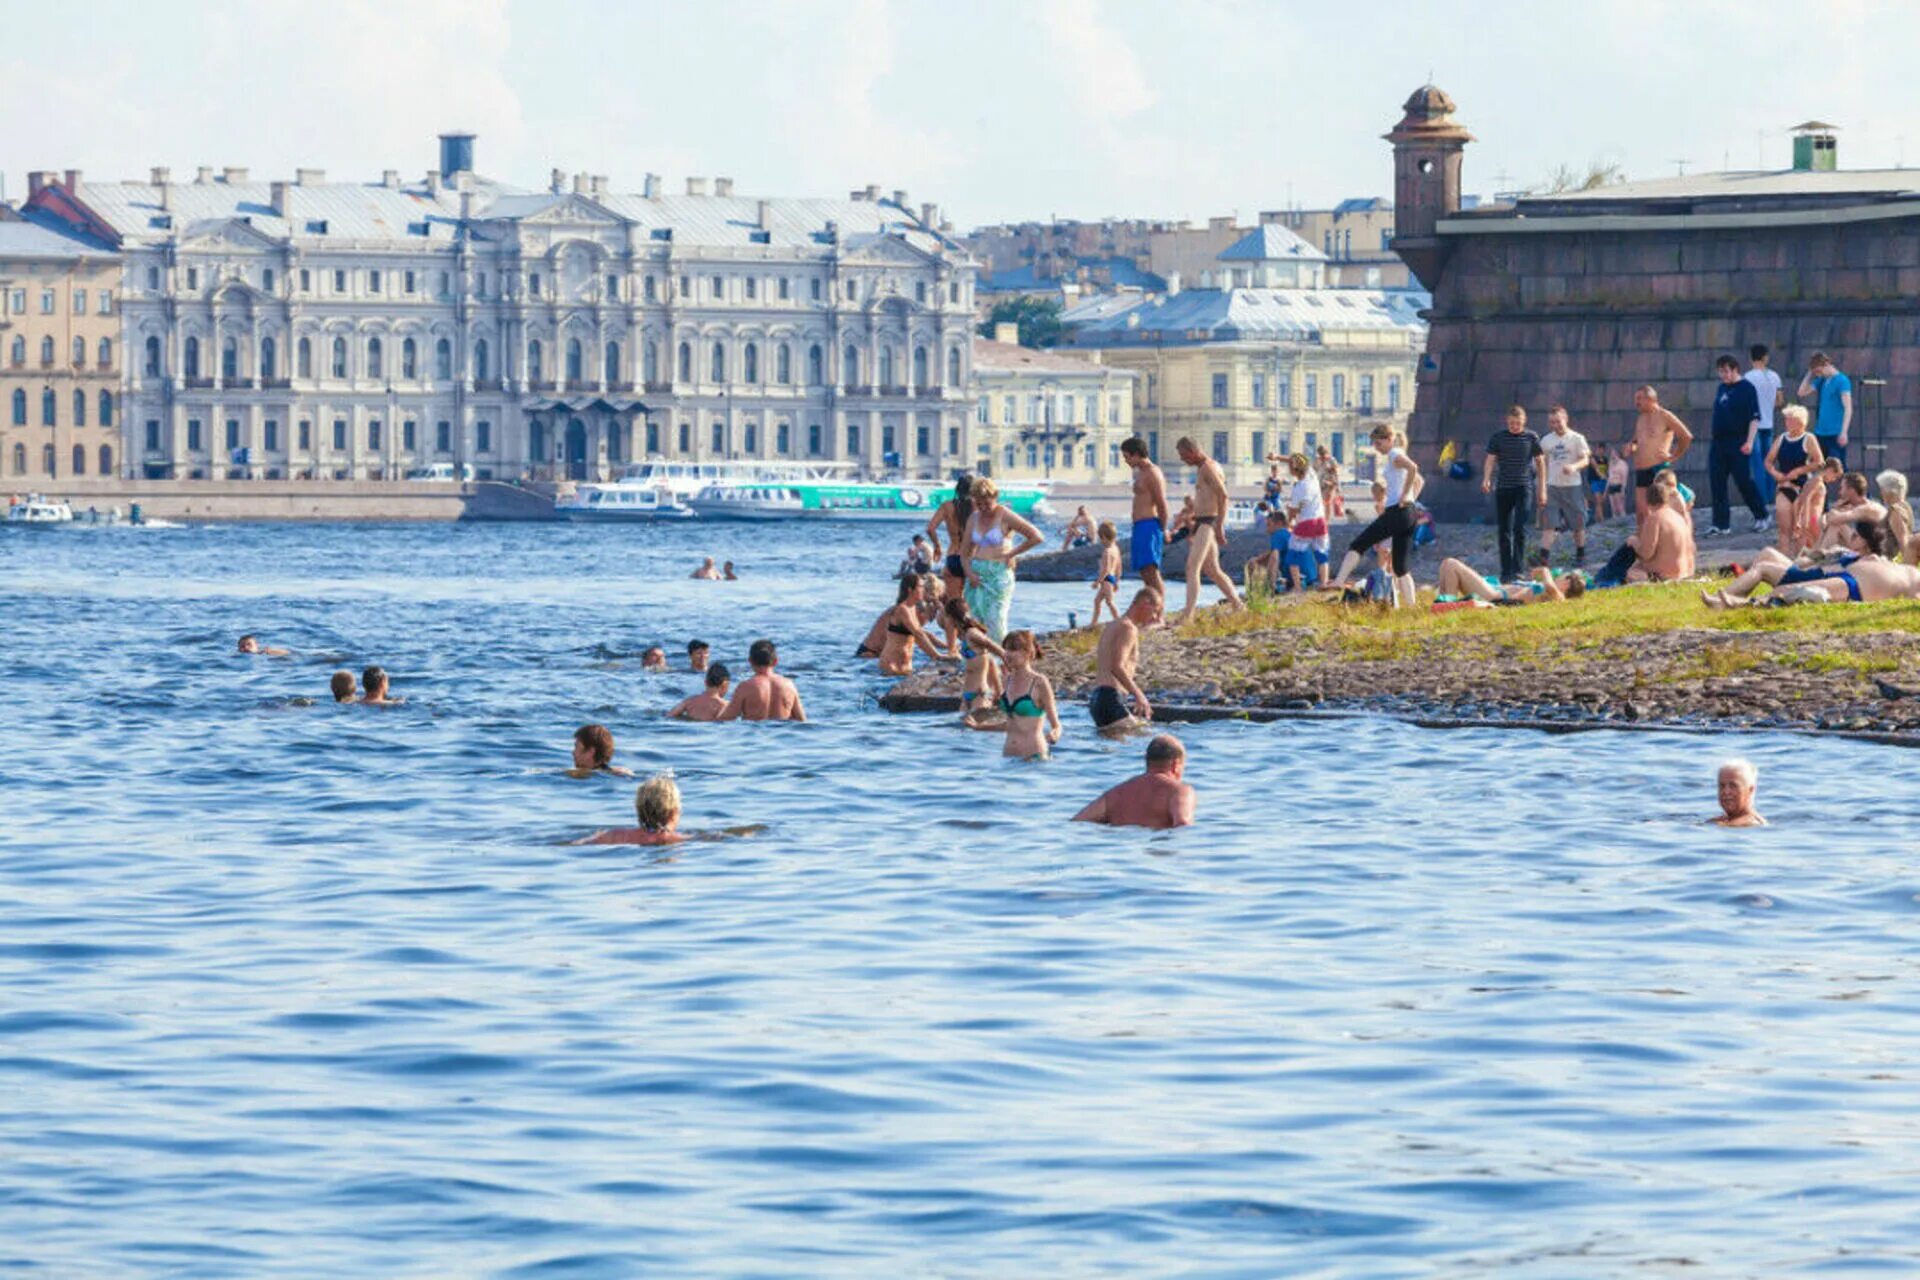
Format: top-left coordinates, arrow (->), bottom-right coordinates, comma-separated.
474,338 -> 490,381
72,445 -> 85,475
9,389 -> 23,425
41,388 -> 56,425
221,336 -> 238,380
331,337 -> 347,378
809,344 -> 824,384
743,343 -> 759,384
710,341 -> 726,382
367,337 -> 383,379
947,346 -> 961,385
677,342 -> 692,381
42,444 -> 55,475
401,337 -> 417,380
912,345 -> 927,387
259,337 -> 275,380
565,338 -> 583,382
10,443 -> 23,474
843,344 -> 859,386
10,335 -> 24,366
879,347 -> 895,387
604,341 -> 619,383
528,339 -> 543,381
97,337 -> 111,368
99,390 -> 113,427
98,445 -> 113,475
777,343 -> 792,385
297,337 -> 312,378
72,336 -> 86,366
144,336 -> 160,375
644,341 -> 659,384
73,389 -> 85,426
41,335 -> 55,365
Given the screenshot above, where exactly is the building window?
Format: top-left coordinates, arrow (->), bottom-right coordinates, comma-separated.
1003,396 -> 1014,425
368,420 -> 382,451
1305,374 -> 1318,408
40,335 -> 54,365
298,420 -> 311,450
808,423 -> 822,456
744,343 -> 759,384
41,388 -> 56,425
476,421 -> 492,453
43,445 -> 55,475
265,420 -> 279,451
69,444 -> 84,475
401,337 -> 418,379
948,426 -> 960,454
1146,374 -> 1157,407
436,421 -> 451,453
333,269 -> 346,293
332,419 -> 346,450
645,420 -> 660,453
1004,445 -> 1016,471
916,422 -> 930,456
403,420 -> 416,451
644,276 -> 657,302
912,346 -> 928,387
1359,376 -> 1374,411
678,276 -> 689,298
605,341 -> 620,383
1060,396 -> 1076,425
1252,375 -> 1266,408
258,337 -> 273,379
405,270 -> 416,294
331,337 -> 347,378
677,420 -> 689,452
73,288 -> 86,314
845,280 -> 856,301
528,340 -> 544,381
1211,432 -> 1228,464
262,268 -> 274,293
298,337 -> 312,378
300,268 -> 311,292
145,269 -> 158,293
73,390 -> 85,426
98,391 -> 112,425
474,339 -> 490,381
39,288 -> 55,313
711,420 -> 724,453
566,338 -> 583,382
947,347 -> 961,384
368,269 -> 382,293
977,397 -> 989,424
9,389 -> 22,424
711,275 -> 724,300
98,291 -> 112,316
915,281 -> 927,304
72,336 -> 85,366
188,419 -> 202,451
1026,444 -> 1039,470
811,278 -> 822,301
677,342 -> 692,381
776,343 -> 791,384
225,420 -> 240,450
10,335 -> 24,366
644,341 -> 659,384
221,336 -> 238,380
1388,376 -> 1401,411
842,345 -> 859,386
1251,431 -> 1265,463
776,421 -> 791,455
808,344 -> 823,384
879,347 -> 895,387
528,272 -> 541,297
1211,373 -> 1228,408
744,277 -> 757,300
1278,377 -> 1292,409
145,420 -> 160,452
710,342 -> 726,382
744,421 -> 758,453
1332,374 -> 1346,408
847,422 -> 860,454
778,277 -> 790,301
367,337 -> 383,379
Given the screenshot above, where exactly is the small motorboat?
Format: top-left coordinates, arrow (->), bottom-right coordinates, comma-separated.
5,496 -> 75,525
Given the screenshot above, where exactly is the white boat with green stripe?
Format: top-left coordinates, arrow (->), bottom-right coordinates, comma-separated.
688,463 -> 1052,522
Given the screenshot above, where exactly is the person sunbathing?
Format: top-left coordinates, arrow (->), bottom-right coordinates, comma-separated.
1432,559 -> 1584,607
1705,519 -> 1920,606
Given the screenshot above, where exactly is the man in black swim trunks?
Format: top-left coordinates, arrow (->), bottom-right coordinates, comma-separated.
1626,384 -> 1693,533
1091,587 -> 1161,732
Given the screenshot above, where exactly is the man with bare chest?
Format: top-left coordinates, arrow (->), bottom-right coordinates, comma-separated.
1626,385 -> 1694,530
1121,437 -> 1169,597
1173,437 -> 1244,625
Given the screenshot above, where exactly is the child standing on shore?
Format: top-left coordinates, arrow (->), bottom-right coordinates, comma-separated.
1090,521 -> 1121,625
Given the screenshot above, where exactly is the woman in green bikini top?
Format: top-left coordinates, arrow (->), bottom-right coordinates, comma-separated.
998,630 -> 1062,760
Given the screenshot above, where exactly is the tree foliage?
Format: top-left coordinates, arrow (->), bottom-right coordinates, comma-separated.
1535,160 -> 1626,194
978,297 -> 1065,349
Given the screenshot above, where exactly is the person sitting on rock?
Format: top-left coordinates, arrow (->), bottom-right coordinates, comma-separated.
1712,759 -> 1766,827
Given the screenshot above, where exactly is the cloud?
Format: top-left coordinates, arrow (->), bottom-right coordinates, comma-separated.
1038,0 -> 1157,120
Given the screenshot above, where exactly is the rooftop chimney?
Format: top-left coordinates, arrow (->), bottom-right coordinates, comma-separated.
643,172 -> 662,199
150,166 -> 170,186
438,131 -> 475,177
64,169 -> 82,190
591,174 -> 607,196
270,181 -> 289,217
550,168 -> 565,194
994,322 -> 1019,345
1792,121 -> 1839,172
26,171 -> 50,198
892,188 -> 908,206
195,166 -> 213,184
573,172 -> 589,195
382,169 -> 400,188
687,177 -> 708,196
223,166 -> 248,184
920,202 -> 936,225
714,177 -> 734,197
426,170 -> 442,195
296,167 -> 325,185
865,183 -> 881,201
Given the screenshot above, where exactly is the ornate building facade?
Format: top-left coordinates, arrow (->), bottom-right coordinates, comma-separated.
971,324 -> 1135,482
0,218 -> 122,483
24,139 -> 975,482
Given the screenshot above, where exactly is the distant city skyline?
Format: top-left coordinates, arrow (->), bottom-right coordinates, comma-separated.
3,0 -> 1915,229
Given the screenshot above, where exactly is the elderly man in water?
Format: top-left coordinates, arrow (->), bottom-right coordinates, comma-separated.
1073,733 -> 1195,829
1714,759 -> 1766,827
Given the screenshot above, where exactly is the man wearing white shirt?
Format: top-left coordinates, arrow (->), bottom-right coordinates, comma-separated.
1745,343 -> 1784,505
1538,405 -> 1592,566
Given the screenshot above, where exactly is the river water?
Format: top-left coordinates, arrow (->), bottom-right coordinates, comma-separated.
2,520 -> 1918,1277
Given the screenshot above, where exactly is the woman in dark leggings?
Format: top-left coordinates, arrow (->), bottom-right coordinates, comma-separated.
1324,425 -> 1425,607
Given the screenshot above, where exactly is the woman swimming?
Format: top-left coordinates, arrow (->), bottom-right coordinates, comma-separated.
997,629 -> 1062,760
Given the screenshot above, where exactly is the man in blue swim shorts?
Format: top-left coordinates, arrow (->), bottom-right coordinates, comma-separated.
1121,436 -> 1169,596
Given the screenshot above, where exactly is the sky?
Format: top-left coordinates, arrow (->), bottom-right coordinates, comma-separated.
4,0 -> 1917,230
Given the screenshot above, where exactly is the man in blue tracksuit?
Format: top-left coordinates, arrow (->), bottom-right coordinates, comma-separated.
1704,354 -> 1770,537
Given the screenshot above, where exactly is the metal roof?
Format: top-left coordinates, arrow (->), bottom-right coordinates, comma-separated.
1064,286 -> 1428,347
1516,167 -> 1920,208
1215,224 -> 1326,262
971,336 -> 1130,375
0,217 -> 116,259
487,192 -> 952,255
979,256 -> 1164,292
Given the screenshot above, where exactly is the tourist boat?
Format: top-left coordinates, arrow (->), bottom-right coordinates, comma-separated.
5,496 -> 75,525
688,462 -> 1053,522
554,478 -> 695,521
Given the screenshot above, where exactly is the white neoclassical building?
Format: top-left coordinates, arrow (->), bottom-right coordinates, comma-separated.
24,137 -> 976,481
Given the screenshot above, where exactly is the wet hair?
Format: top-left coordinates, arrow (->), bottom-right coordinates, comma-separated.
687,639 -> 709,656
1145,734 -> 1184,769
362,665 -> 387,693
238,633 -> 257,648
1877,470 -> 1908,503
1720,758 -> 1757,787
329,670 -> 356,702
1715,354 -> 1740,373
1120,436 -> 1148,459
748,638 -> 776,669
1750,343 -> 1769,362
1853,519 -> 1893,557
633,774 -> 681,832
970,477 -> 999,504
1097,520 -> 1116,542
1506,405 -> 1527,420
896,575 -> 921,603
1782,404 -> 1809,430
642,646 -> 666,665
954,474 -> 974,501
1003,628 -> 1042,660
705,662 -> 731,689
574,723 -> 615,769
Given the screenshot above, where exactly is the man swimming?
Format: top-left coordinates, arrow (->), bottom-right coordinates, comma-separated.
686,640 -> 710,673
718,639 -> 806,722
723,561 -> 738,581
1091,587 -> 1161,733
668,664 -> 732,721
359,665 -> 402,705
570,724 -> 635,777
329,670 -> 357,703
237,634 -> 290,657
578,773 -> 688,846
1713,759 -> 1766,827
1121,437 -> 1169,598
641,647 -> 668,671
1072,733 -> 1196,829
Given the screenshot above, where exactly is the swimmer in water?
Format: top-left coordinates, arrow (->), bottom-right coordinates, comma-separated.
687,639 -> 710,673
723,560 -> 738,581
579,773 -> 688,846
997,629 -> 1062,760
691,557 -> 721,580
1713,758 -> 1766,827
359,665 -> 402,705
641,647 -> 668,671
1090,521 -> 1122,626
1073,733 -> 1196,829
719,639 -> 806,721
237,634 -> 290,657
329,670 -> 357,703
570,724 -> 635,778
668,664 -> 732,721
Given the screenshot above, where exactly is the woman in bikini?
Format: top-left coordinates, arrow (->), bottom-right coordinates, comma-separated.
997,629 -> 1062,760
961,478 -> 1043,643
944,597 -> 1007,727
876,574 -> 947,676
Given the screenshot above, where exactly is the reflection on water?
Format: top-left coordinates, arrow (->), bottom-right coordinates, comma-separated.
3,521 -> 1919,1276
